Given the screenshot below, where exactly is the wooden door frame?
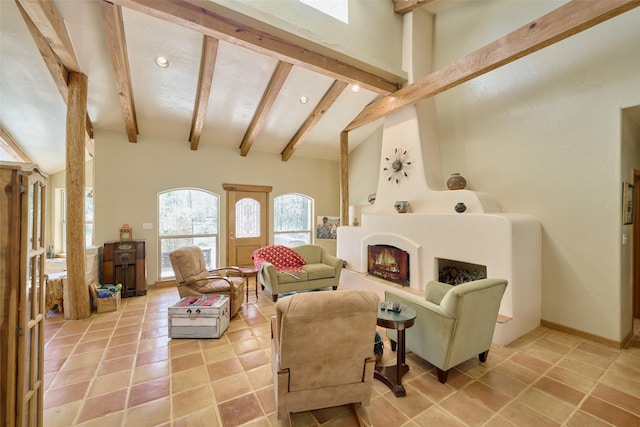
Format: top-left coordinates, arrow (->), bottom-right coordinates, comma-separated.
633,169 -> 640,318
223,183 -> 272,266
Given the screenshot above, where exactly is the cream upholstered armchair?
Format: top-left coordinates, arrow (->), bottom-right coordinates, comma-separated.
271,290 -> 379,424
385,278 -> 508,383
169,246 -> 245,317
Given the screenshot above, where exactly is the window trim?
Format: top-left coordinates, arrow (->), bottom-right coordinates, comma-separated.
157,187 -> 220,279
273,193 -> 314,247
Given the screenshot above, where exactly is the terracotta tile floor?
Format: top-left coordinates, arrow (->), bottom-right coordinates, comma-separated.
43,285 -> 640,426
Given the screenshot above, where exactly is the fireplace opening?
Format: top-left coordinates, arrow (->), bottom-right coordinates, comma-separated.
367,245 -> 410,286
437,258 -> 487,285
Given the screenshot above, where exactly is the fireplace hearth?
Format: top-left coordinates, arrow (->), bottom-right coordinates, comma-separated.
367,244 -> 409,286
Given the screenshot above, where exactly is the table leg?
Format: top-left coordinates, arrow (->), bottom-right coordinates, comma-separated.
374,326 -> 409,397
254,275 -> 258,299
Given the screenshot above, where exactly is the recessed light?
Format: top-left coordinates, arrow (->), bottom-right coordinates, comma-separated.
299,96 -> 308,104
351,84 -> 360,93
155,56 -> 169,68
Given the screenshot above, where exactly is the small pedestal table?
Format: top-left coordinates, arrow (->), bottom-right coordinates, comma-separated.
375,304 -> 416,397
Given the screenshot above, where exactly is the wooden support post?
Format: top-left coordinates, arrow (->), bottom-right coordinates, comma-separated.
340,131 -> 349,227
65,72 -> 90,320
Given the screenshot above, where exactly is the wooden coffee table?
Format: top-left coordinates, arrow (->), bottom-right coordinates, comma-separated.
238,267 -> 259,302
375,303 -> 416,397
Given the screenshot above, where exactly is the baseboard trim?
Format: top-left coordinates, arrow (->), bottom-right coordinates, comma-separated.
540,319 -> 627,349
154,279 -> 176,289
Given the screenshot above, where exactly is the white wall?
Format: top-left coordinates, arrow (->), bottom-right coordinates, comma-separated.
94,130 -> 340,285
430,1 -> 640,342
214,0 -> 405,79
347,1 -> 640,343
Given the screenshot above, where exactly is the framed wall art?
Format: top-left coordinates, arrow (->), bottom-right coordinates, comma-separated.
316,216 -> 340,239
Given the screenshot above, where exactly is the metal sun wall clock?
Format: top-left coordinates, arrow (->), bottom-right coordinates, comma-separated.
383,148 -> 411,183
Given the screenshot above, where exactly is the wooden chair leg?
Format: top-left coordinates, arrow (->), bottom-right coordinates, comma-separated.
390,339 -> 397,352
437,368 -> 449,383
272,294 -> 278,302
479,350 -> 489,362
332,285 -> 338,290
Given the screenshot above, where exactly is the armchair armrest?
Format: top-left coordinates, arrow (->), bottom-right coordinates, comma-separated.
209,266 -> 242,277
258,262 -> 279,290
321,252 -> 343,270
202,275 -> 235,287
385,288 -> 454,320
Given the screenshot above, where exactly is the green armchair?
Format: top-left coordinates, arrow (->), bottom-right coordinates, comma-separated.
385,278 -> 508,383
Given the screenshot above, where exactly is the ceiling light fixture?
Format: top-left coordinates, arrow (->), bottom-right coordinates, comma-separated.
155,56 -> 169,68
351,84 -> 360,93
299,96 -> 308,104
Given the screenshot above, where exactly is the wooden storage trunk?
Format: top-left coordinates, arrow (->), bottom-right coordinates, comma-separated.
168,296 -> 230,339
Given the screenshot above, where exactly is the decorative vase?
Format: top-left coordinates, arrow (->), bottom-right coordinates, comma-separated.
394,201 -> 410,213
447,173 -> 467,190
367,193 -> 377,204
455,202 -> 467,213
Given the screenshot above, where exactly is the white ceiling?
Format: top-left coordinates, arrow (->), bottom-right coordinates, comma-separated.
0,0 -> 393,174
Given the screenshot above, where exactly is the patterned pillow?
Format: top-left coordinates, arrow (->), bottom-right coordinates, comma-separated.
252,245 -> 307,273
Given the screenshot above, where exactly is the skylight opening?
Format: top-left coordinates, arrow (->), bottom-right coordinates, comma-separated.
299,0 -> 348,24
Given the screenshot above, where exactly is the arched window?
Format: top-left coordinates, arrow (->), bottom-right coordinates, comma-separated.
158,188 -> 218,279
273,194 -> 313,247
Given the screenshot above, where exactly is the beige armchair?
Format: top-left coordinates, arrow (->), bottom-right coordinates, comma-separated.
385,278 -> 508,383
271,290 -> 379,424
169,246 -> 245,317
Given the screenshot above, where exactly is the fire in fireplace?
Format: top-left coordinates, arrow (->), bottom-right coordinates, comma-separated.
367,244 -> 410,286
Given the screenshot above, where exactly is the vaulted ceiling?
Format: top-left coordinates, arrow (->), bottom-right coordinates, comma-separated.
1,0 -> 408,174
3,0 -> 639,176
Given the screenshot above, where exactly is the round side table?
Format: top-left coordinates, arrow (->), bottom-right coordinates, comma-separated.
375,304 -> 416,397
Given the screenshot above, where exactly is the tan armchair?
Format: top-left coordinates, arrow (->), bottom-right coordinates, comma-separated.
271,290 -> 379,424
169,246 -> 245,317
385,278 -> 508,383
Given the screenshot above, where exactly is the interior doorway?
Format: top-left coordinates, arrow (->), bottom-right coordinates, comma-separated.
633,169 -> 640,319
223,183 -> 272,267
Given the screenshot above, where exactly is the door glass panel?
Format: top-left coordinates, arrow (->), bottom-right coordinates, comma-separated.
27,257 -> 33,320
236,198 -> 259,238
28,183 -> 34,248
36,183 -> 43,248
35,255 -> 41,313
24,325 -> 32,387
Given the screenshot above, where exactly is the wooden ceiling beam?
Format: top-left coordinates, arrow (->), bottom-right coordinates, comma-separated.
189,36 -> 219,151
107,0 -> 404,95
16,0 -> 94,155
0,126 -> 33,163
393,0 -> 436,15
346,0 -> 640,132
239,61 -> 292,157
16,0 -> 82,73
281,80 -> 348,161
99,0 -> 139,143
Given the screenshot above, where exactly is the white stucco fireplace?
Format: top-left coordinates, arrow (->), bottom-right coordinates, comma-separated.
337,106 -> 541,346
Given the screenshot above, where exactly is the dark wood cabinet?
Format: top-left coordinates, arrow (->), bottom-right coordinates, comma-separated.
102,241 -> 147,297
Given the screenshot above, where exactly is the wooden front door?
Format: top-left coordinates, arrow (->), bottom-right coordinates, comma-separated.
224,183 -> 272,267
